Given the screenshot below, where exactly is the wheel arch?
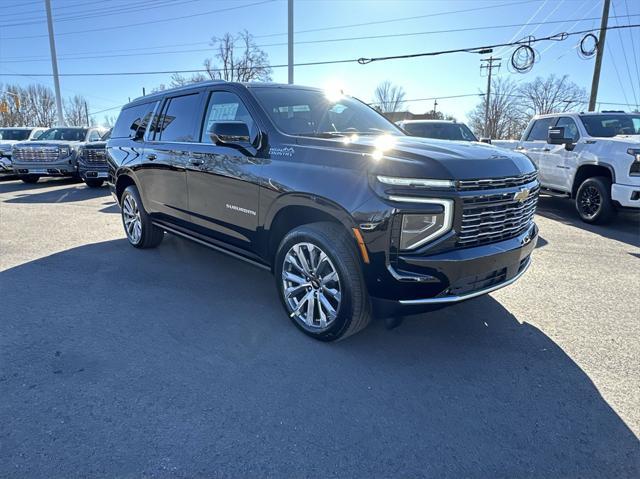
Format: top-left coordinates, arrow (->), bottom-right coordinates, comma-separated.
262,193 -> 357,266
572,163 -> 615,198
114,170 -> 142,204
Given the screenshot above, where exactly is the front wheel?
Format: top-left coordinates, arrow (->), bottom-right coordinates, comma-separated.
275,222 -> 371,341
575,176 -> 616,224
19,175 -> 40,184
120,185 -> 164,248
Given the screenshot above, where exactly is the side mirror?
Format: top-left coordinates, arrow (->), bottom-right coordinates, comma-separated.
479,137 -> 492,144
548,126 -> 571,145
208,121 -> 256,155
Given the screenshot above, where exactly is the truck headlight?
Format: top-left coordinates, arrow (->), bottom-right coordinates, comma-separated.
393,198 -> 453,250
377,176 -> 454,188
59,146 -> 71,158
628,148 -> 640,176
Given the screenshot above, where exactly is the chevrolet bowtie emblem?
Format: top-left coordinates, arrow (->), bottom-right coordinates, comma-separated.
514,187 -> 530,203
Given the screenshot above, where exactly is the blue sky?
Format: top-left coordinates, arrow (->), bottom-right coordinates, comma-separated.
1,0 -> 639,125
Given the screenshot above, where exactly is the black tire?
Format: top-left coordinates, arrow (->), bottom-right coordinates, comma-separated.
84,178 -> 104,188
19,175 -> 40,184
575,176 -> 616,224
275,222 -> 371,341
120,185 -> 164,249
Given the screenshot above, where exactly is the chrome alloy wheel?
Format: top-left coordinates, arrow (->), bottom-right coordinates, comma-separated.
282,242 -> 341,330
122,194 -> 142,244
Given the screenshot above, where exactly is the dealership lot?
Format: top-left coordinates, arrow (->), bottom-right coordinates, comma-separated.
1,178 -> 639,477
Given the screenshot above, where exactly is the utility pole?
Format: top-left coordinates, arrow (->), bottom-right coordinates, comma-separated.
433,99 -> 438,117
45,0 -> 64,126
588,0 -> 610,111
84,101 -> 89,126
287,0 -> 293,84
480,56 -> 501,138
142,87 -> 146,96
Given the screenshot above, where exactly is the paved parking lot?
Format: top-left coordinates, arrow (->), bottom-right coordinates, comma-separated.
1,177 -> 639,478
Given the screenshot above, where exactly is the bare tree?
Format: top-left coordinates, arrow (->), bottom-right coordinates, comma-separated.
518,74 -> 586,117
373,81 -> 406,113
203,30 -> 272,82
64,95 -> 89,126
468,77 -> 525,139
0,83 -> 26,127
24,84 -> 58,127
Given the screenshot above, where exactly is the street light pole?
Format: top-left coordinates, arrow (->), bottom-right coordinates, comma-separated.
45,0 -> 65,126
288,0 -> 293,84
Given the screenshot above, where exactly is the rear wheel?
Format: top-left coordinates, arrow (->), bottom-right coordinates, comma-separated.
575,176 -> 616,224
84,179 -> 104,188
120,185 -> 164,248
19,175 -> 40,184
275,222 -> 371,341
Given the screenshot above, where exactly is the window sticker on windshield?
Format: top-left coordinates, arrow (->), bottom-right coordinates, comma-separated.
208,103 -> 239,122
276,105 -> 310,112
329,104 -> 347,114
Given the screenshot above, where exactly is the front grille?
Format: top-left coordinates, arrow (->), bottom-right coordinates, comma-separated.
457,184 -> 539,247
457,171 -> 538,191
13,147 -> 60,162
82,149 -> 107,163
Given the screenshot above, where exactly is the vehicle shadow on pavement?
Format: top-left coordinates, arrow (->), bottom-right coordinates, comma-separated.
1,182 -> 113,206
536,195 -> 640,248
1,236 -> 638,478
0,176 -> 81,193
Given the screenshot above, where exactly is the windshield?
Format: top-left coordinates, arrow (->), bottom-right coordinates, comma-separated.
101,129 -> 112,141
0,129 -> 31,141
403,122 -> 478,141
579,114 -> 640,137
251,87 -> 402,137
38,128 -> 88,141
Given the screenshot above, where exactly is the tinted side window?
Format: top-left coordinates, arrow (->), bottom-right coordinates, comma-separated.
555,117 -> 580,143
526,118 -> 556,141
156,94 -> 200,142
112,103 -> 150,139
200,91 -> 257,143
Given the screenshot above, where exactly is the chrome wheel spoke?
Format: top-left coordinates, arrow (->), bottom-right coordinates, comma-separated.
282,241 -> 341,331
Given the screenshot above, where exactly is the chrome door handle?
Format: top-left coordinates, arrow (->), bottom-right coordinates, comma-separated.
542,148 -> 551,152
146,153 -> 157,160
189,158 -> 204,166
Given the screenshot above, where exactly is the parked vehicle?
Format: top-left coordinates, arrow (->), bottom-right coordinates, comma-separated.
396,120 -> 479,142
517,112 -> 640,223
11,126 -> 107,183
78,129 -> 111,187
107,81 -> 538,341
0,127 -> 47,173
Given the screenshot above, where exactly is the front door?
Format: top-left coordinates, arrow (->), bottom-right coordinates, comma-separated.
519,117 -> 557,186
185,89 -> 263,251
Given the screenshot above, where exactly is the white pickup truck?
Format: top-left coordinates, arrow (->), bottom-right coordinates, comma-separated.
516,112 -> 640,224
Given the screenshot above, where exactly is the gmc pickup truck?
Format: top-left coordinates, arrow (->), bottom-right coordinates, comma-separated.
517,112 -> 640,223
107,81 -> 539,341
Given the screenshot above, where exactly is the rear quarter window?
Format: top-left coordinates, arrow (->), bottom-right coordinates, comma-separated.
526,118 -> 556,141
112,101 -> 158,139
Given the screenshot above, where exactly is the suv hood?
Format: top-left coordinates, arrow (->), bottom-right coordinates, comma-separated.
300,135 -> 536,180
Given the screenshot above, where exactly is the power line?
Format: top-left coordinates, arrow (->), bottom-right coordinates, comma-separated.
2,15 -> 638,65
624,0 -> 640,98
2,23 -> 638,78
611,0 -> 639,109
0,0 -> 276,40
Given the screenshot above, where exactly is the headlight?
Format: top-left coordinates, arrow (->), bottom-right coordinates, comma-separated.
377,176 -> 454,188
391,198 -> 453,250
59,146 -> 71,157
628,148 -> 640,176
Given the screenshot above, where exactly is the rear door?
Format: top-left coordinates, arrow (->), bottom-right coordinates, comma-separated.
140,92 -> 203,225
185,88 -> 263,251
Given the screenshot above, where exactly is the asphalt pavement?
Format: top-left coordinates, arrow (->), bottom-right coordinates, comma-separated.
1,177 -> 639,478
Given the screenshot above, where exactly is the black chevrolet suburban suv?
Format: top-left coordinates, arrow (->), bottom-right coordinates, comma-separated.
107,81 -> 538,341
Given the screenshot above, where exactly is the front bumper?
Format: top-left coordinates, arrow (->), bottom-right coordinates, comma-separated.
611,183 -> 640,208
12,157 -> 78,177
369,223 -> 537,316
78,162 -> 109,180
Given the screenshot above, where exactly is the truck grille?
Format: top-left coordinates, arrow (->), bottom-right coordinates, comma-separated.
82,149 -> 107,163
457,171 -> 538,191
12,147 -> 60,162
457,184 -> 539,247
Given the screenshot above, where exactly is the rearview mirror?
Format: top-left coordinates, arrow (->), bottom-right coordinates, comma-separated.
479,137 -> 492,144
209,121 -> 250,144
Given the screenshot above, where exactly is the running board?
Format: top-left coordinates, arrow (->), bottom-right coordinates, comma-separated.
153,221 -> 271,271
540,188 -> 570,198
